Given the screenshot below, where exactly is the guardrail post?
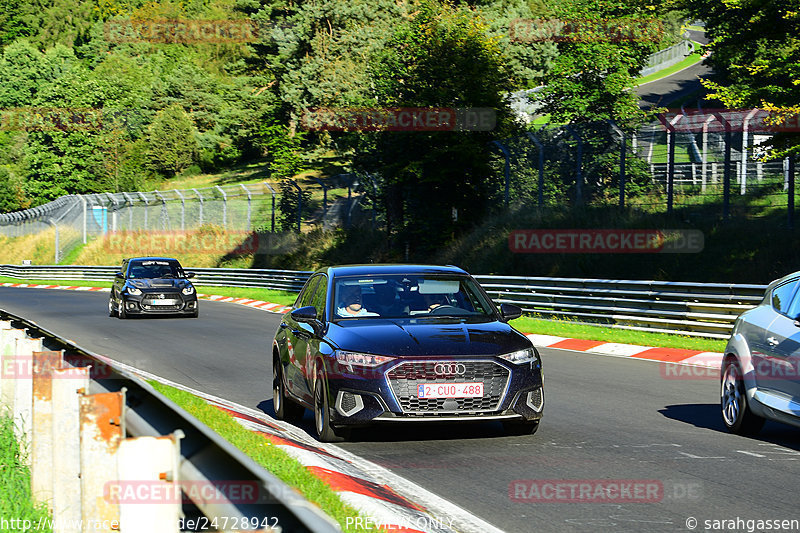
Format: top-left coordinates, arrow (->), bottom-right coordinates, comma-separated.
52,365 -> 90,533
80,390 -> 125,531
13,336 -> 42,461
0,327 -> 27,415
32,350 -> 63,506
116,433 -> 183,532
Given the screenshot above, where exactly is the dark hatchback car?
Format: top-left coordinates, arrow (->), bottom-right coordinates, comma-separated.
109,257 -> 199,319
272,264 -> 544,441
722,271 -> 800,434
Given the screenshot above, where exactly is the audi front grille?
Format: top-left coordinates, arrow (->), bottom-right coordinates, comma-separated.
385,360 -> 510,415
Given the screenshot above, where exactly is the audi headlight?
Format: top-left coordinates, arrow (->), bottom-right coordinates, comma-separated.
336,351 -> 395,367
500,347 -> 538,365
126,287 -> 142,296
182,286 -> 195,295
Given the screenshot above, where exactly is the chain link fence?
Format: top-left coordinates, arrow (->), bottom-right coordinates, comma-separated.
491,110 -> 798,220
0,183 -> 279,262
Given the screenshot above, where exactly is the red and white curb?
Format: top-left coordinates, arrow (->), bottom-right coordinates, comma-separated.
103,358 -> 504,533
527,333 -> 723,369
1,282 -> 110,292
199,294 -> 292,314
0,282 -> 293,314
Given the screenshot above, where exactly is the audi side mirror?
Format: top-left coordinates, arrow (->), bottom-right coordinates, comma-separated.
291,306 -> 318,323
185,272 -> 196,279
500,303 -> 523,322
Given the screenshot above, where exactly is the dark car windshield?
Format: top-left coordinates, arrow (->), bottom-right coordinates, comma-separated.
332,274 -> 496,320
128,260 -> 186,279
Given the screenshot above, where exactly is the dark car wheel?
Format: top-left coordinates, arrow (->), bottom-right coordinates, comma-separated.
108,297 -> 116,317
189,308 -> 199,318
313,373 -> 349,442
273,356 -> 304,422
721,360 -> 765,435
117,298 -> 127,319
502,419 -> 540,436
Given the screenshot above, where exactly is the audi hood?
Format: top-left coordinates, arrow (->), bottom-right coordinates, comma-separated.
326,318 -> 533,357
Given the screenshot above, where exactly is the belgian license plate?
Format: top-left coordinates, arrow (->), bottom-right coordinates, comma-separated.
417,382 -> 483,399
150,299 -> 177,305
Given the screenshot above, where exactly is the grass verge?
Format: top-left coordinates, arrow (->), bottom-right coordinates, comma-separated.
0,275 -> 727,351
0,414 -> 52,531
148,381 -> 376,532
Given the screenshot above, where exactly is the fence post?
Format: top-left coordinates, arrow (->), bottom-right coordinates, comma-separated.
13,336 -> 42,461
789,156 -> 795,230
524,131 -> 545,208
137,192 -> 149,230
192,188 -> 204,227
46,219 -> 59,263
713,112 -> 733,219
215,186 -> 228,229
122,192 -> 134,230
288,180 -> 302,233
173,189 -> 186,231
264,182 -> 276,232
81,195 -> 87,244
607,120 -> 626,209
491,140 -> 511,208
564,126 -> 583,205
240,184 -> 252,230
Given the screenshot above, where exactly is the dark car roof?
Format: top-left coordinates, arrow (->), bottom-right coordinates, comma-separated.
318,264 -> 469,277
127,257 -> 182,262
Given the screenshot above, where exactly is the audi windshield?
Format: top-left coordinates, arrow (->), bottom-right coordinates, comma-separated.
332,274 -> 497,321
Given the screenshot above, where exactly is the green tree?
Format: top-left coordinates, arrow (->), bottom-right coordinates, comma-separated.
146,105 -> 199,177
682,0 -> 800,156
536,0 -> 665,126
362,0 -> 516,250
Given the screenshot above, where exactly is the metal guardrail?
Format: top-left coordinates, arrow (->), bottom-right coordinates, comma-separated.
0,308 -> 339,533
0,265 -> 312,293
475,275 -> 767,339
0,265 -> 768,338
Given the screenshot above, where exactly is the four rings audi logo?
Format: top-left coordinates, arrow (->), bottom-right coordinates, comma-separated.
434,363 -> 466,375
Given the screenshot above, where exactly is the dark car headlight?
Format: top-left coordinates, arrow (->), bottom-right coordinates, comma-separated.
126,286 -> 142,296
335,350 -> 396,368
500,347 -> 540,366
182,286 -> 195,295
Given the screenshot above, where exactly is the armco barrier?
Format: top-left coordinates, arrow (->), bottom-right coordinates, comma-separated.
0,309 -> 339,533
0,265 -> 767,338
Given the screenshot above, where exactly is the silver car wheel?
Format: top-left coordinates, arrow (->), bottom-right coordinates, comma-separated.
722,363 -> 741,426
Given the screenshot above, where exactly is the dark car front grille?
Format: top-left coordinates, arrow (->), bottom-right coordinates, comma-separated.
386,360 -> 510,415
141,292 -> 183,311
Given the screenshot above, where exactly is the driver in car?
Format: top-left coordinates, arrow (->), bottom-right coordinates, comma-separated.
336,285 -> 378,317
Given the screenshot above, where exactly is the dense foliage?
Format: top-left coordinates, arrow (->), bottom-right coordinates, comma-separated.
682,0 -> 800,157
0,0 -> 684,248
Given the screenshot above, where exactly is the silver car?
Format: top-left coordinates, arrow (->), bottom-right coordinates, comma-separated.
722,271 -> 800,434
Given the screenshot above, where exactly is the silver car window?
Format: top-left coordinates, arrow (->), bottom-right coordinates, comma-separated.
771,279 -> 799,316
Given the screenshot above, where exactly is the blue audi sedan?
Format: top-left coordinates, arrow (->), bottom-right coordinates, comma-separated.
272,264 -> 544,441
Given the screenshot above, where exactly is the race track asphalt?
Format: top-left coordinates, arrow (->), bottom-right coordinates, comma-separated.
2,287 -> 798,533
